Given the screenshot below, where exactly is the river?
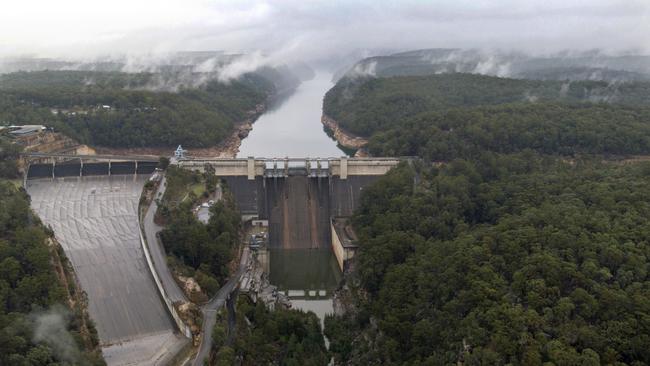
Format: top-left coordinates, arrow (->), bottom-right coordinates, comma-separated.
237,72 -> 345,324
237,72 -> 345,158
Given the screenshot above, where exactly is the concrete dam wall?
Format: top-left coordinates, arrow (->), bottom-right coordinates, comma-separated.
222,175 -> 380,248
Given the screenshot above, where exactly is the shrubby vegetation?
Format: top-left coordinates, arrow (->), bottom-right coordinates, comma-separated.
217,297 -> 328,365
158,167 -> 241,296
326,157 -> 650,365
0,70 -> 278,148
0,179 -> 104,365
323,73 -> 650,141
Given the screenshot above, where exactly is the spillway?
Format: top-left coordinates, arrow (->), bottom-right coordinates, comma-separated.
27,175 -> 186,366
222,174 -> 381,249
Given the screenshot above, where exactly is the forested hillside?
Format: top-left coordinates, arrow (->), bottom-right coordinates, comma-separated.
0,138 -> 104,365
324,72 -> 650,164
0,69 -> 292,148
366,103 -> 650,159
339,49 -> 650,81
326,157 -> 650,365
324,60 -> 650,365
324,73 -> 650,141
211,297 -> 328,365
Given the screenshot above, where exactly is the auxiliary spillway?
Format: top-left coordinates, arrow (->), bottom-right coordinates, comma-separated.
27,175 -> 185,365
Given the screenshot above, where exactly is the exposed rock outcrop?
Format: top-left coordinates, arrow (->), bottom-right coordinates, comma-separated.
321,115 -> 369,152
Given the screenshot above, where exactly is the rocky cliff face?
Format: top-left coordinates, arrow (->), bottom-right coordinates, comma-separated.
321,115 -> 368,151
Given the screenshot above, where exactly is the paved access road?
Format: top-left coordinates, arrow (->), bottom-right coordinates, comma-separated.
193,248 -> 249,366
142,171 -> 244,365
27,176 -> 186,366
143,175 -> 188,303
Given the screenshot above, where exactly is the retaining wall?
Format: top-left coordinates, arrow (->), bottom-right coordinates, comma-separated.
137,202 -> 192,339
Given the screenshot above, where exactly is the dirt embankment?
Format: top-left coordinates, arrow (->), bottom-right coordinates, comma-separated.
96,104 -> 267,158
321,115 -> 370,157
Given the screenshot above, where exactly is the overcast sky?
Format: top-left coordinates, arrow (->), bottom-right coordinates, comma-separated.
1,0 -> 648,61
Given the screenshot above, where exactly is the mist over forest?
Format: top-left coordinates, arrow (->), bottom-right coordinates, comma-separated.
2,1 -> 650,366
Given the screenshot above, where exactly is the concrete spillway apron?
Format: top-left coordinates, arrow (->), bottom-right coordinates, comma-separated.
27,175 -> 187,366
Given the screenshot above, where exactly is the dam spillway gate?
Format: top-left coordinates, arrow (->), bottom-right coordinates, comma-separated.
179,157 -> 402,249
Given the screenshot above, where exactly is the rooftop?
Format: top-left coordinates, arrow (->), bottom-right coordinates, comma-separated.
7,125 -> 46,136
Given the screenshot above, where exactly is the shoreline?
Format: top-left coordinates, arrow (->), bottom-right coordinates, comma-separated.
95,104 -> 266,158
321,115 -> 370,157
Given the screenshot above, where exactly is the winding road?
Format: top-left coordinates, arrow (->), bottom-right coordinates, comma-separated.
192,247 -> 249,366
143,175 -> 189,303
143,170 -> 250,365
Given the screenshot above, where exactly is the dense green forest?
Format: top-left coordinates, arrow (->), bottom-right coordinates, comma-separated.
366,103 -> 650,159
0,142 -> 104,365
0,134 -> 22,178
158,167 -> 241,296
212,297 -> 328,365
325,157 -> 650,365
323,69 -> 650,365
0,70 -> 280,148
323,73 -> 650,145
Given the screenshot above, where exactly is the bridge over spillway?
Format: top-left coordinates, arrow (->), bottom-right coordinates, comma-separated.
22,152 -> 160,179
179,157 -> 403,249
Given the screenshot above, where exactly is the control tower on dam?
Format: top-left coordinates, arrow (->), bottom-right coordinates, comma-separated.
179,157 -> 403,248
26,174 -> 187,366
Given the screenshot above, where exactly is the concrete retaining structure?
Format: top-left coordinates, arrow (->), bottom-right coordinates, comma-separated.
331,218 -> 358,272
138,203 -> 193,339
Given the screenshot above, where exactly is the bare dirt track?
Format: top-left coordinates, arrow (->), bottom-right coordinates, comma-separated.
27,175 -> 186,365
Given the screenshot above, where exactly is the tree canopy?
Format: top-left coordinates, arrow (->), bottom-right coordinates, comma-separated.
323,74 -> 650,154
0,180 -> 104,365
326,157 -> 650,365
228,297 -> 329,366
0,70 -> 284,148
324,71 -> 650,366
159,167 -> 241,295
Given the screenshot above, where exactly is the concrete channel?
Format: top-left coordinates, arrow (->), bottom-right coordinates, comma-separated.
27,175 -> 187,365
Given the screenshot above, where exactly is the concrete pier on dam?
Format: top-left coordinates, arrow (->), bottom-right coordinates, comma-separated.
179,157 -> 402,248
23,154 -> 187,366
